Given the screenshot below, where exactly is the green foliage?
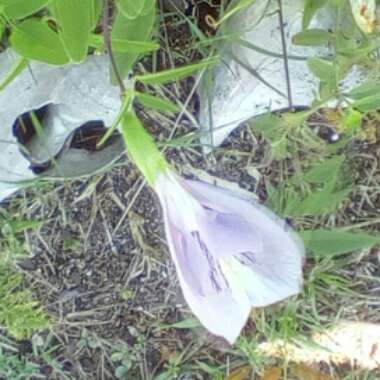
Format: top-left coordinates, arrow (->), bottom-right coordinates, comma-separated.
111,1 -> 156,82
10,19 -> 70,65
301,229 -> 380,256
250,113 -> 289,159
0,209 -> 41,263
292,29 -> 332,46
0,0 -> 50,19
117,0 -> 149,19
0,265 -> 49,339
0,57 -> 28,91
50,0 -> 93,63
307,57 -> 337,97
0,348 -> 39,380
266,154 -> 352,218
0,210 -> 49,339
89,34 -> 159,53
121,110 -> 168,185
136,92 -> 180,113
135,57 -> 219,85
302,0 -> 328,29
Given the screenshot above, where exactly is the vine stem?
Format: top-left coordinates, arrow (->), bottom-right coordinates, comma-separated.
103,0 -> 127,94
277,0 -> 293,110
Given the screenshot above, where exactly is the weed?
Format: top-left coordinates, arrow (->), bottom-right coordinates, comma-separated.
0,265 -> 49,340
0,347 -> 39,380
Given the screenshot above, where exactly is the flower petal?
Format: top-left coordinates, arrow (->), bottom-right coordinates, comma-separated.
198,207 -> 263,257
155,173 -> 303,343
185,180 -> 304,305
158,195 -> 251,343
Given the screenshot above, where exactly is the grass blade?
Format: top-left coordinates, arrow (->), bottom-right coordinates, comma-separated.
135,57 -> 218,85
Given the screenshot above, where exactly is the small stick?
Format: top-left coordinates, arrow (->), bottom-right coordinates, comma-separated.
277,0 -> 293,110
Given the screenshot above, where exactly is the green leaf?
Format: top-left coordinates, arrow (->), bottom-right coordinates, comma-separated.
347,80 -> 380,99
301,229 -> 380,256
89,34 -> 159,53
90,0 -> 103,29
50,0 -> 92,63
111,5 -> 156,82
141,0 -> 155,14
0,57 -> 28,91
353,94 -> 380,113
117,0 -> 146,19
307,57 -> 335,83
304,155 -> 345,184
250,113 -> 285,142
343,108 -> 362,133
0,0 -> 50,19
136,92 -> 180,113
291,181 -> 351,217
292,29 -> 332,46
10,19 -> 69,65
0,16 -> 5,40
7,219 -> 41,233
302,0 -> 327,29
121,111 -> 168,186
135,57 -> 218,85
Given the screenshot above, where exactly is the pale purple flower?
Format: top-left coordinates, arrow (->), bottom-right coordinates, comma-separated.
154,170 -> 304,344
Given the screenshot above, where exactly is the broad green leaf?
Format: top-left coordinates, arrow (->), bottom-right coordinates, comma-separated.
292,29 -> 332,46
302,0 -> 327,29
10,19 -> 69,65
135,57 -> 218,85
50,0 -> 92,63
301,229 -> 380,256
343,108 -> 362,133
250,113 -> 285,142
353,94 -> 380,112
89,34 -> 159,53
136,92 -> 180,113
304,155 -> 345,184
111,4 -> 156,82
347,80 -> 380,99
307,57 -> 335,83
0,17 -> 5,40
0,57 -> 28,91
0,0 -> 50,19
141,0 -> 155,14
117,0 -> 146,19
90,0 -> 103,29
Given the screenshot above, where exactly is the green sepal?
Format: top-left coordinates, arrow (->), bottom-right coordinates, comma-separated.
121,111 -> 168,186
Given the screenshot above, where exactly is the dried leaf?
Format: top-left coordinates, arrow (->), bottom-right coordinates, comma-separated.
224,366 -> 251,380
262,367 -> 282,380
292,364 -> 334,380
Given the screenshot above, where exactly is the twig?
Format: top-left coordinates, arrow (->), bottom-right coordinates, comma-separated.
103,0 -> 126,94
277,0 -> 293,109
